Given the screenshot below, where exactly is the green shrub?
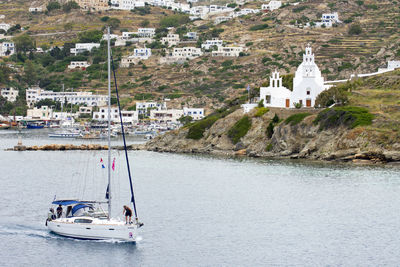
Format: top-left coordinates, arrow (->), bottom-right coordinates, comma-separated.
266,143 -> 273,151
160,14 -> 190,28
186,106 -> 239,139
228,116 -> 252,144
249,24 -> 269,31
293,5 -> 309,13
266,121 -> 274,138
254,107 -> 269,117
78,30 -> 103,43
47,1 -> 61,12
272,114 -> 279,123
348,24 -> 363,35
186,115 -> 219,140
62,1 -> 79,12
285,113 -> 311,125
315,86 -> 348,107
338,62 -> 354,71
314,106 -> 374,130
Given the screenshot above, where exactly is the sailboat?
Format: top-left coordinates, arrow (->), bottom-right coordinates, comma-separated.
46,28 -> 143,241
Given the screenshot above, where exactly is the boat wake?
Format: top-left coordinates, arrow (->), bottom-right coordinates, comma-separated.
0,224 -> 54,240
0,224 -> 142,244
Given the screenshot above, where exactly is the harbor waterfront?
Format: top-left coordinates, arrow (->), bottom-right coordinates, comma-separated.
1,131 -> 400,266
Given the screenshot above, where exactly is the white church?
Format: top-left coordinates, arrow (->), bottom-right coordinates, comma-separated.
259,44 -> 328,108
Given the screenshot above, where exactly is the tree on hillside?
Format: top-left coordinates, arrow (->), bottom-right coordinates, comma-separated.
78,30 -> 103,43
13,34 -> 36,53
106,18 -> 121,31
159,14 -> 190,28
23,60 -> 45,86
47,1 -> 61,12
62,1 -> 80,12
348,23 -> 362,35
141,19 -> 150,27
35,99 -> 61,110
64,22 -> 73,32
315,86 -> 348,108
0,96 -> 14,115
0,65 -> 12,85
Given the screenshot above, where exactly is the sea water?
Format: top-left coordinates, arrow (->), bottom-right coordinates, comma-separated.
1,129 -> 400,266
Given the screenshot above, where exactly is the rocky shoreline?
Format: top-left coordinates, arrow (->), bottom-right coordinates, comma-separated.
142,109 -> 400,165
8,107 -> 400,166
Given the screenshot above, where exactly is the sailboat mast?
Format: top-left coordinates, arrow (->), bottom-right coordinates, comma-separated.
61,84 -> 64,113
107,27 -> 112,220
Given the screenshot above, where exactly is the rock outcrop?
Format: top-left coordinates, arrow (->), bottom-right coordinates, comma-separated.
145,109 -> 400,164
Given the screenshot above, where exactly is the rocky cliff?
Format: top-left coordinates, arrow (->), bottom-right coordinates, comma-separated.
143,108 -> 400,164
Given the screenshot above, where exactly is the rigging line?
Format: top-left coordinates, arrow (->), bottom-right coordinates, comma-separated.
110,51 -> 139,221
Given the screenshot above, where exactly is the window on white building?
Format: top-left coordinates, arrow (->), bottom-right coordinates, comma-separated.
266,95 -> 271,104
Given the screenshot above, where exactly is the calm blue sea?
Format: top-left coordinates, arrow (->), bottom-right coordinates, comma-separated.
1,129 -> 400,266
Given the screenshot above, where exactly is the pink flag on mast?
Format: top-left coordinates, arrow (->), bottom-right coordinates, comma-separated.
112,158 -> 116,171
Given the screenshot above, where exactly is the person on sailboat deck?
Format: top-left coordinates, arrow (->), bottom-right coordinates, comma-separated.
123,205 -> 132,224
56,205 -> 63,218
49,208 -> 56,220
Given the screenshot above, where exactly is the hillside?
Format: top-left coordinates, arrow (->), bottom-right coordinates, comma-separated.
0,0 -> 399,114
143,70 -> 400,164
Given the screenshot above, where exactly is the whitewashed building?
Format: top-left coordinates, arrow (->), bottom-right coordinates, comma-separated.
150,109 -> 184,123
209,5 -> 233,14
261,1 -> 281,11
29,7 -> 43,12
232,8 -> 260,18
184,32 -> 198,40
252,44 -> 329,111
260,71 -> 292,108
120,48 -> 152,67
0,23 -> 11,32
70,43 -> 100,55
190,6 -> 209,18
183,107 -> 204,120
173,47 -> 202,58
137,28 -> 156,38
68,61 -> 91,69
136,101 -> 166,114
0,41 -> 15,56
101,33 -> 119,40
26,106 -> 53,120
93,107 -> 139,124
26,88 -> 108,107
161,34 -> 180,47
0,87 -> 19,102
110,0 -> 145,10
201,39 -> 223,50
133,48 -> 152,59
387,61 -> 400,70
79,106 -> 93,115
26,87 -> 43,107
212,46 -> 243,57
291,45 -> 326,107
258,44 -> 327,109
214,16 -> 231,25
312,12 -> 341,28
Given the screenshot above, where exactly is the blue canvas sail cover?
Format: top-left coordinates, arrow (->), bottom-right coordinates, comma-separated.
71,204 -> 93,215
52,200 -> 82,206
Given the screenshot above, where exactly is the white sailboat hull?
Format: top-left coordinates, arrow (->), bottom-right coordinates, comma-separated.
47,217 -> 137,241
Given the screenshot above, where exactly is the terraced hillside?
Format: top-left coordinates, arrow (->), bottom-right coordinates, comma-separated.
0,0 -> 399,113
